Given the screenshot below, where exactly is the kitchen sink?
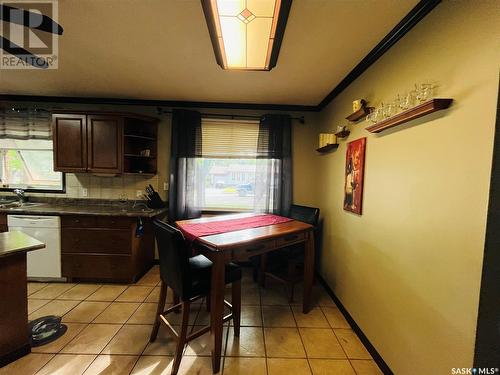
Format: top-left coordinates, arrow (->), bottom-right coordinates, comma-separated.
19,202 -> 45,207
0,202 -> 18,208
0,199 -> 16,205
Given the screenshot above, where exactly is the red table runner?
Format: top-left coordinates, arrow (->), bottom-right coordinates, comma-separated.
178,214 -> 292,242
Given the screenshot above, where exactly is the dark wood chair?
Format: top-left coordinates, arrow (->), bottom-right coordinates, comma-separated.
150,220 -> 242,375
259,204 -> 320,302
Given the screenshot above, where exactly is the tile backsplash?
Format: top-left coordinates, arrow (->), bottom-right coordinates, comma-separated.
65,173 -> 161,200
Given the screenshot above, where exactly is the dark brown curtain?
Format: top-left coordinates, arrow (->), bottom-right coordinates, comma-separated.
168,109 -> 202,222
257,114 -> 292,215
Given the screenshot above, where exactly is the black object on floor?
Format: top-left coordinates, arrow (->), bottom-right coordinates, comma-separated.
28,316 -> 67,347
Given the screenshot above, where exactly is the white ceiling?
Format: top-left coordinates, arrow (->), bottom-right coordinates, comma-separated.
0,0 -> 418,106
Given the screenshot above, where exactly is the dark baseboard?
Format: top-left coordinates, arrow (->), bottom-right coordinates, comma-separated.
0,344 -> 31,368
316,273 -> 394,375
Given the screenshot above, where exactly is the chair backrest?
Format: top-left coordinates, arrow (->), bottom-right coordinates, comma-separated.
152,219 -> 191,298
288,204 -> 320,226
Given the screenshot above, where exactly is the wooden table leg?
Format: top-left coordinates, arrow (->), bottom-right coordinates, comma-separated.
303,231 -> 315,313
210,251 -> 225,373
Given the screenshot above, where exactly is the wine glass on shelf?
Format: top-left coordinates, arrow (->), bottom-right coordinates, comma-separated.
405,90 -> 418,108
383,102 -> 397,119
366,107 -> 378,123
421,83 -> 433,102
374,107 -> 384,122
394,94 -> 402,111
386,101 -> 399,118
415,83 -> 433,103
399,93 -> 408,110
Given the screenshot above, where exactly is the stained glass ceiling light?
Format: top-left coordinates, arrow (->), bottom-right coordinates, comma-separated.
202,0 -> 292,71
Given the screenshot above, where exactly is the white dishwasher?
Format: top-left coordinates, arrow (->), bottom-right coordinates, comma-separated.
8,215 -> 61,280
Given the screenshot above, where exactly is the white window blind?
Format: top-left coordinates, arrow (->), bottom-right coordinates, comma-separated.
192,117 -> 275,211
201,118 -> 260,158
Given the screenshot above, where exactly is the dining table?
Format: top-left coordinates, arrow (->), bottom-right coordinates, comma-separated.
176,212 -> 315,373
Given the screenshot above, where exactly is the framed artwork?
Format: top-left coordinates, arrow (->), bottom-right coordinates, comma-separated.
344,137 -> 366,214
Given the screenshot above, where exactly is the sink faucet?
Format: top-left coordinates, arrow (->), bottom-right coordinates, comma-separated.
13,188 -> 26,204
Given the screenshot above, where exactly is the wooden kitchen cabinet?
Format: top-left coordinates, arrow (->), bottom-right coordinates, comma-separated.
52,114 -> 87,172
61,215 -> 154,283
87,115 -> 123,174
52,112 -> 157,175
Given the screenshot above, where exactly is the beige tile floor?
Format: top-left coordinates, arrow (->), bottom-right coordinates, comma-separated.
1,267 -> 382,375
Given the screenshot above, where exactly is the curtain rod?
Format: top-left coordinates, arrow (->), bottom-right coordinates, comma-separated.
156,108 -> 305,124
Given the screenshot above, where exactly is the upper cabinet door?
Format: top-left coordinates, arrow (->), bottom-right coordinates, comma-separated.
87,115 -> 123,174
52,114 -> 88,172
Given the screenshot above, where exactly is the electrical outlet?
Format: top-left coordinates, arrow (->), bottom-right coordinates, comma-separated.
81,188 -> 88,197
136,190 -> 143,198
163,182 -> 169,191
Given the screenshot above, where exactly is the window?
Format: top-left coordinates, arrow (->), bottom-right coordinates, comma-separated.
0,139 -> 64,192
195,118 -> 276,211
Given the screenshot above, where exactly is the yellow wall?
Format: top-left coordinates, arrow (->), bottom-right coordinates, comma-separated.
293,2 -> 498,374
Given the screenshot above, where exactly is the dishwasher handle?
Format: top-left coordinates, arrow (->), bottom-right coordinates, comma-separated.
8,215 -> 60,228
10,216 -> 55,220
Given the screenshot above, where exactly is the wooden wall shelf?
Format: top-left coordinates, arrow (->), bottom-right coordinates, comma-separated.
346,106 -> 372,122
335,129 -> 350,138
316,144 -> 339,153
366,98 -> 453,133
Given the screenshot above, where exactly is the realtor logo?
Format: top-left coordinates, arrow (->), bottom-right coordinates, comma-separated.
0,0 -> 62,69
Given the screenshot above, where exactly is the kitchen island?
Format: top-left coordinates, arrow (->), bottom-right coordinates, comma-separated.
0,231 -> 45,367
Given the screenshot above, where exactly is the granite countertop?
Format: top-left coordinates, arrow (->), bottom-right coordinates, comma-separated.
0,198 -> 168,218
0,230 -> 45,258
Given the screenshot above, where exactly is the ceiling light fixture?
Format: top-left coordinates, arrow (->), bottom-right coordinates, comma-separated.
201,0 -> 292,71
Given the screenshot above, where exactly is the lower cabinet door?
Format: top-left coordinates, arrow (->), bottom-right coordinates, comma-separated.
62,229 -> 131,254
62,254 -> 132,282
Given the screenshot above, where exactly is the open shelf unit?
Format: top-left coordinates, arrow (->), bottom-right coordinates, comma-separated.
365,98 -> 453,133
123,118 -> 158,174
316,143 -> 339,153
346,105 -> 373,122
335,129 -> 351,138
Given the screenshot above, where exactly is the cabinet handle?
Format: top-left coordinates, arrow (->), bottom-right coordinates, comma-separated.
284,234 -> 299,241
